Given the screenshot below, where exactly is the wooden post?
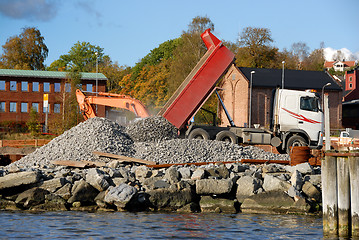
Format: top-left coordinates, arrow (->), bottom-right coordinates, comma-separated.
349,154 -> 359,237
337,156 -> 350,237
322,154 -> 338,235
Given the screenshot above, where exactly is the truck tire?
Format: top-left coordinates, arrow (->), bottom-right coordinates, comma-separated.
188,128 -> 210,140
215,130 -> 237,144
286,135 -> 307,154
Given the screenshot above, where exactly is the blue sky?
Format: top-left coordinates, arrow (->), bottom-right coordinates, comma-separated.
0,0 -> 358,68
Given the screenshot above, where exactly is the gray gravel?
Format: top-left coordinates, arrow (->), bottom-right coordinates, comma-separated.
4,117 -> 289,170
125,116 -> 178,142
134,139 -> 289,164
9,117 -> 135,169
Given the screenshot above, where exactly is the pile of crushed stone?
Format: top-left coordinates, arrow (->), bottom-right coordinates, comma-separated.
9,117 -> 135,169
4,117 -> 289,170
125,116 -> 178,142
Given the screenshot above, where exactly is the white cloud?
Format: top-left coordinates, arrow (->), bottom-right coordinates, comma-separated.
324,47 -> 357,61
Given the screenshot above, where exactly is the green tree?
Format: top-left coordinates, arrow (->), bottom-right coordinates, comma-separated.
0,27 -> 48,70
129,39 -> 179,84
26,108 -> 41,136
48,41 -> 104,72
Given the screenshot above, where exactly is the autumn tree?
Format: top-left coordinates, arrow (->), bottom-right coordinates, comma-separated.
302,43 -> 325,71
132,60 -> 170,113
0,27 -> 48,70
168,16 -> 219,124
101,56 -> 131,92
169,16 -> 214,94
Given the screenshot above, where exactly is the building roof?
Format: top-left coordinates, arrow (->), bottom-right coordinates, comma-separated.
0,69 -> 107,81
238,67 -> 342,91
324,60 -> 356,68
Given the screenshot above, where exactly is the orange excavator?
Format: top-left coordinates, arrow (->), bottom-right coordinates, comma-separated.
76,89 -> 150,120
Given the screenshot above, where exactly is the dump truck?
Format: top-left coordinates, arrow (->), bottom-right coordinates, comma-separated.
77,29 -> 324,154
157,29 -> 323,154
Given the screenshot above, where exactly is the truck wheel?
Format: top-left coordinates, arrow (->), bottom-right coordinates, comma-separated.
286,135 -> 307,154
188,128 -> 210,140
215,131 -> 237,144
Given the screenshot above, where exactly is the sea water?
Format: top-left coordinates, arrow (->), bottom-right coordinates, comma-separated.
0,211 -> 325,239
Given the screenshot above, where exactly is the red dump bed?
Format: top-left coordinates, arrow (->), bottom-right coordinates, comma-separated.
158,29 -> 235,129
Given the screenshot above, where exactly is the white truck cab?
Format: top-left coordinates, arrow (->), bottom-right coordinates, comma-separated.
274,89 -> 323,153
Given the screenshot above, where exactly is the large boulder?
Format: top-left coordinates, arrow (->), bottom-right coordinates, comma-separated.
199,196 -> 237,213
236,176 -> 260,202
196,179 -> 233,195
86,168 -> 110,192
294,163 -> 314,175
262,174 -> 291,192
241,191 -> 310,214
290,170 -> 303,191
0,198 -> 20,210
302,181 -> 321,202
147,187 -> 192,210
178,167 -> 192,180
15,187 -> 50,208
135,166 -> 152,179
205,165 -> 230,179
68,179 -> 99,204
104,184 -> 137,209
191,168 -> 206,180
55,182 -> 72,200
39,177 -> 66,193
30,193 -> 68,211
164,166 -> 180,184
0,171 -> 41,190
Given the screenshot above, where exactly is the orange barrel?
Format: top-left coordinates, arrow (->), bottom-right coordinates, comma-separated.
290,146 -> 311,166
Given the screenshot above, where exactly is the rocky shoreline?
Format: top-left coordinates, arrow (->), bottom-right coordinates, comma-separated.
0,117 -> 321,214
0,160 -> 321,214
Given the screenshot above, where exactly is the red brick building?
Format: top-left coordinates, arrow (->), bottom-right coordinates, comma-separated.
342,66 -> 359,129
0,69 -> 107,126
219,64 -> 343,129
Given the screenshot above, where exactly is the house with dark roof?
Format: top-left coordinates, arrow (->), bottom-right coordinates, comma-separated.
0,69 -> 107,128
218,64 -> 343,129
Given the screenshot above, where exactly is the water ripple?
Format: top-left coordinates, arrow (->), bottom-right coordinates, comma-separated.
0,211 -> 323,239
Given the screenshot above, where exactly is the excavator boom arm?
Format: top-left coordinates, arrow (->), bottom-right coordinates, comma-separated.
76,89 -> 150,120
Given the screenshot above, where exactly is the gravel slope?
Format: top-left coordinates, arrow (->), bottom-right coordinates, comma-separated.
4,117 -> 289,170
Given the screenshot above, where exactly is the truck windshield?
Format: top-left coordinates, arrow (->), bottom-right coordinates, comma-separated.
300,96 -> 319,112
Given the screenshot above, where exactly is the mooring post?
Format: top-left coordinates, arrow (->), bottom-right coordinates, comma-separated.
349,154 -> 359,237
337,156 -> 350,237
322,154 -> 338,235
